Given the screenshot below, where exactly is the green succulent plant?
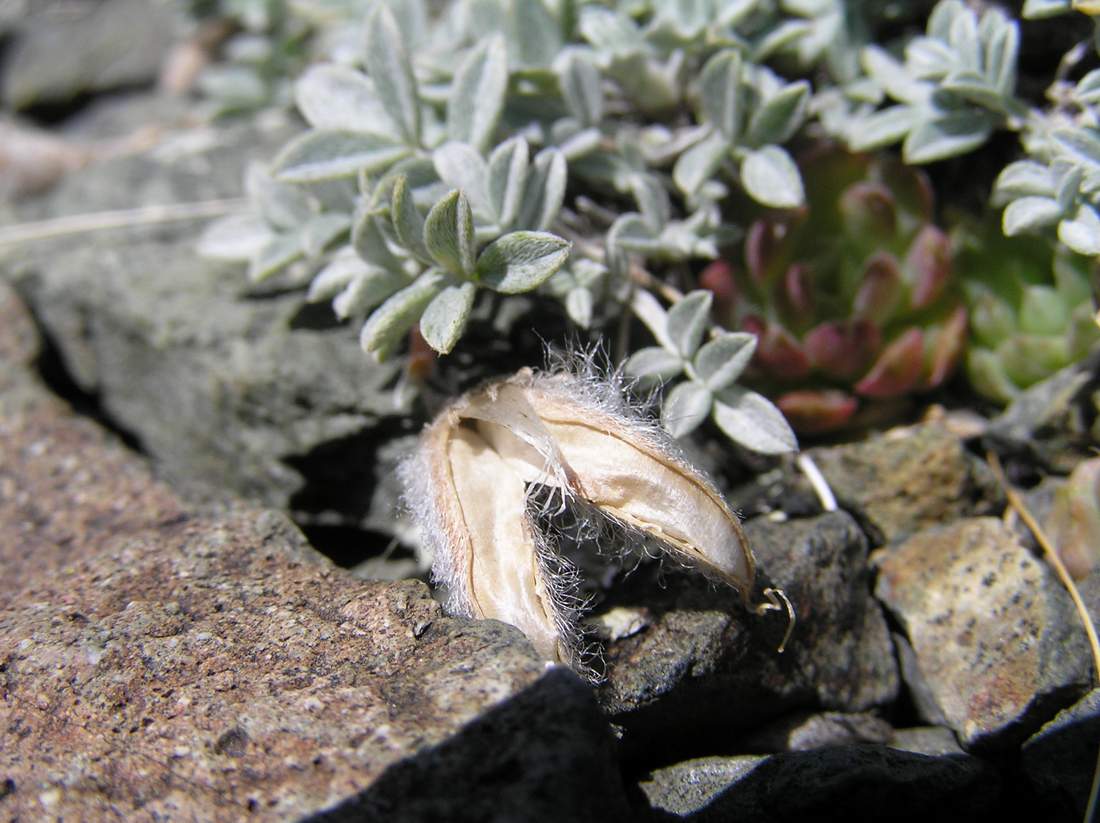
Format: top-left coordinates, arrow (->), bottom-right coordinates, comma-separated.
696,145 -> 967,433
955,220 -> 1100,404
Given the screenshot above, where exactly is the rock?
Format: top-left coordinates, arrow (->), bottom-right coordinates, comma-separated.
1022,687 -> 1100,822
5,97 -> 413,555
0,282 -> 633,822
889,727 -> 965,757
874,517 -> 1095,750
810,422 -> 1001,545
740,711 -> 894,753
598,511 -> 899,764
2,0 -> 176,110
640,746 -> 1000,822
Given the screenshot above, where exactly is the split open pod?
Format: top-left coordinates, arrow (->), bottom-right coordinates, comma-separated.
401,366 -> 790,673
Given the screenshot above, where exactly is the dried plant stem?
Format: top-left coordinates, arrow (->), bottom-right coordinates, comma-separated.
797,453 -> 837,512
986,451 -> 1099,823
0,199 -> 247,248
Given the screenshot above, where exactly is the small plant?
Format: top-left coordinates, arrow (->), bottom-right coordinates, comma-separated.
956,219 -> 1100,403
688,147 -> 966,433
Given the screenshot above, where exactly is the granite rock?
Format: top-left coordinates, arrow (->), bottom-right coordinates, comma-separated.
0,282 -> 632,822
640,746 -> 1000,822
874,517 -> 1095,750
810,422 -> 1001,545
598,511 -> 899,764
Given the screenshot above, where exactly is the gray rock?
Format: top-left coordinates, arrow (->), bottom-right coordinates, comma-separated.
5,98 -> 412,550
740,711 -> 894,753
874,517 -> 1094,750
2,0 -> 175,109
0,281 -> 632,822
810,422 -> 1001,545
598,511 -> 899,763
640,746 -> 1000,822
889,726 -> 965,757
1022,687 -> 1100,822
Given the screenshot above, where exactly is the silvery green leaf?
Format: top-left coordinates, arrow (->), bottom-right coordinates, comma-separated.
1056,165 -> 1084,212
517,149 -> 567,231
246,163 -> 314,231
847,105 -> 918,152
379,0 -> 427,47
1053,127 -> 1100,170
1058,204 -> 1100,256
333,267 -> 411,319
424,190 -> 476,277
713,386 -> 798,455
741,145 -> 804,208
1022,0 -> 1073,17
360,270 -> 446,359
630,289 -> 676,352
557,126 -> 603,161
752,19 -> 812,62
985,18 -> 1019,95
948,9 -> 980,72
861,46 -> 929,104
273,131 -> 410,183
699,49 -> 741,142
940,70 -> 1007,111
198,214 -> 273,261
391,175 -> 431,264
928,0 -> 964,40
488,137 -> 530,229
301,213 -> 351,258
476,231 -> 571,293
994,160 -> 1055,199
448,35 -> 508,152
352,210 -> 403,271
365,6 -> 421,145
420,281 -> 477,354
1075,69 -> 1100,105
249,233 -> 304,283
666,291 -> 712,359
631,174 -> 670,233
902,111 -> 994,164
572,258 -> 607,288
308,249 -> 369,302
625,346 -> 683,382
565,287 -> 594,328
661,381 -> 713,438
559,52 -> 603,127
433,141 -> 492,217
509,0 -> 562,68
745,81 -> 808,147
673,130 -> 730,196
607,213 -> 660,255
578,6 -> 644,56
1002,196 -> 1063,235
295,65 -> 395,137
694,333 -> 757,391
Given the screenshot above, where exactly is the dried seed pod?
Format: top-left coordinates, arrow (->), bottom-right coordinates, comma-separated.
400,366 -> 764,669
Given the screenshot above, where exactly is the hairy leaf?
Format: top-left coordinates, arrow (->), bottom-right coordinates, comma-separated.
424,190 -> 477,277
662,380 -> 713,438
694,333 -> 757,391
360,271 -> 446,359
713,387 -> 798,454
741,145 -> 805,208
421,282 -> 477,354
365,6 -> 421,145
476,231 -> 571,293
273,131 -> 410,183
667,291 -> 712,359
448,36 -> 508,152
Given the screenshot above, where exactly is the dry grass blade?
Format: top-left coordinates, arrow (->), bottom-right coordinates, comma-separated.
986,450 -> 1100,823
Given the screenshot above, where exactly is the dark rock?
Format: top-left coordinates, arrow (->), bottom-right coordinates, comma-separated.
1022,687 -> 1100,822
810,422 -> 1001,545
598,511 -> 898,765
874,517 -> 1094,750
0,282 -> 632,822
5,98 -> 413,551
640,745 -> 1000,822
2,0 -> 175,109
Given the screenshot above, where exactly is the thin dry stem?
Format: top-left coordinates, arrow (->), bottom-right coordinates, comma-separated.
986,450 -> 1099,823
797,453 -> 837,512
0,199 -> 247,247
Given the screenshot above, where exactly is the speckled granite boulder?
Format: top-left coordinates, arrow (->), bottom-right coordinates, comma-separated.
874,517 -> 1095,750
0,282 -> 631,822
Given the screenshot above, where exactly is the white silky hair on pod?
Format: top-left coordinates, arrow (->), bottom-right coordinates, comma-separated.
398,349 -> 760,676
